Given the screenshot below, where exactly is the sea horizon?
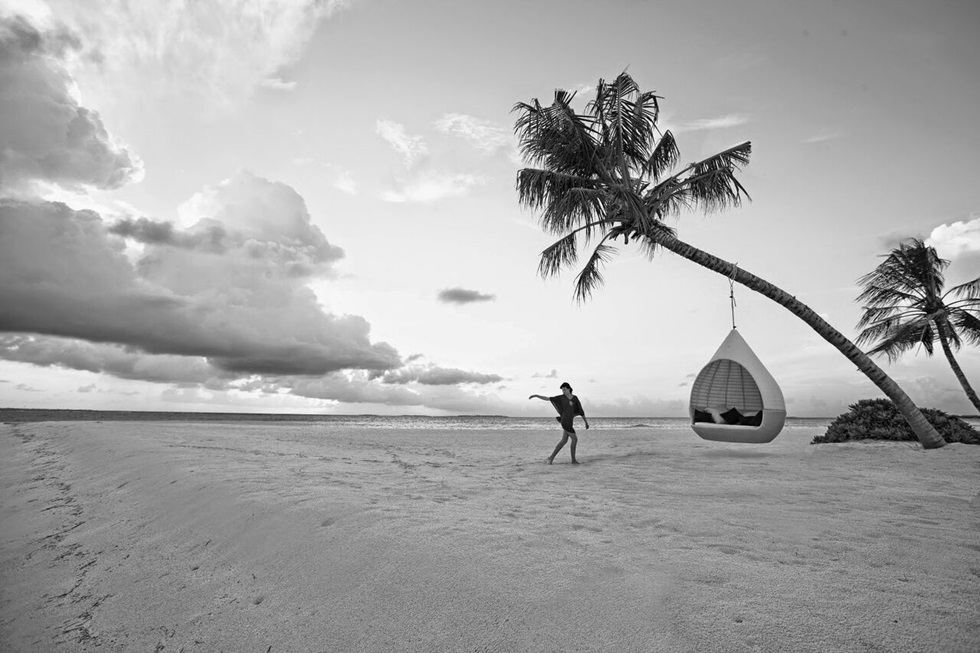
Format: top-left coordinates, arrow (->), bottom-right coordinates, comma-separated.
5,407 -> 978,432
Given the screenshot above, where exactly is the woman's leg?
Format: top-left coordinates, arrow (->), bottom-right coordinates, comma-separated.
548,432 -> 570,463
569,432 -> 578,463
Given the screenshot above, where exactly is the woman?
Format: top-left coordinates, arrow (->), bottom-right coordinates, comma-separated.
529,382 -> 590,464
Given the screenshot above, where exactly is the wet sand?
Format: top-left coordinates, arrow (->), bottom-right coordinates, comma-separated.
1,420 -> 978,652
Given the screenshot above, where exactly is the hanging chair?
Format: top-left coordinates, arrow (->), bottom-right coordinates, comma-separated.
689,328 -> 786,443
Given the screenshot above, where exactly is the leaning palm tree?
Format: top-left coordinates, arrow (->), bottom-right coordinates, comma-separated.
513,71 -> 946,449
856,238 -> 980,414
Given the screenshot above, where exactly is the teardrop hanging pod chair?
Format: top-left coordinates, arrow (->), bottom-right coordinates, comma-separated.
689,267 -> 786,443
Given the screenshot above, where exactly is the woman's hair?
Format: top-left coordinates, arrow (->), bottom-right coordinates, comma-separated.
559,382 -> 572,392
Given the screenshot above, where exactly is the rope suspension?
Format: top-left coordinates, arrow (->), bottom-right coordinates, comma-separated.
729,262 -> 739,330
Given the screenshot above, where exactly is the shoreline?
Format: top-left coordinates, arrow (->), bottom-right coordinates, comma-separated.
2,421 -> 979,652
0,408 -> 845,423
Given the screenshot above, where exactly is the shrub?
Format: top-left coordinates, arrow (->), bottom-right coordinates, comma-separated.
811,398 -> 980,445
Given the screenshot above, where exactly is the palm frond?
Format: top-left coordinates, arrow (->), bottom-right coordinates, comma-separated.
950,309 -> 980,346
856,280 -> 924,307
948,275 -> 980,300
572,238 -> 618,303
855,305 -> 923,329
858,239 -> 948,307
671,141 -> 753,213
643,176 -> 692,219
645,130 -> 679,182
588,72 -> 660,176
861,316 -> 937,361
516,168 -> 604,234
537,232 -> 579,279
512,94 -> 601,177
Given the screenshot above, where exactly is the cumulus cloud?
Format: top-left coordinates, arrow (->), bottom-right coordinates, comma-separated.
0,172 -> 401,376
434,113 -> 512,154
376,119 -> 428,167
927,217 -> 980,261
0,13 -> 142,191
175,170 -> 345,275
437,287 -> 496,304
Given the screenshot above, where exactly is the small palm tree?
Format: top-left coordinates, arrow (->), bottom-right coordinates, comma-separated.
856,238 -> 980,414
513,71 -> 946,448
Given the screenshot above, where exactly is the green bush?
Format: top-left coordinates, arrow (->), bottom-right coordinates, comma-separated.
811,398 -> 980,445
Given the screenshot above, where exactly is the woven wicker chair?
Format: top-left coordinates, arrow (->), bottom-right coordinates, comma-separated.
689,329 -> 786,443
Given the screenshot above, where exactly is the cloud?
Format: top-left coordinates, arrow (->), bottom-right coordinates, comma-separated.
437,287 -> 496,304
532,369 -> 559,379
332,171 -> 357,194
0,334 -> 221,385
381,171 -> 486,203
258,76 -> 297,91
176,170 -> 345,274
377,365 -> 504,386
927,217 -> 980,261
802,131 -> 841,144
107,216 -> 227,252
44,0 -> 351,109
375,118 -> 488,202
0,13 -> 142,191
434,113 -> 512,154
287,372 -> 424,406
0,172 -> 401,376
376,119 -> 428,167
671,114 -> 749,133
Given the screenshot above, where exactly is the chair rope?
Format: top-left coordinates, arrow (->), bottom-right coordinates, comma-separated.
729,262 -> 738,330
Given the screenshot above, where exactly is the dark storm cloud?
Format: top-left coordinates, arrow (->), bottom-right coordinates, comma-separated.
0,334 -> 221,385
0,194 -> 400,376
0,14 -> 142,191
108,216 -> 228,252
437,287 -> 496,304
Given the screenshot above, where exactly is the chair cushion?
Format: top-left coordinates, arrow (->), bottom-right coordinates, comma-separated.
720,407 -> 743,424
739,411 -> 763,427
693,409 -> 714,423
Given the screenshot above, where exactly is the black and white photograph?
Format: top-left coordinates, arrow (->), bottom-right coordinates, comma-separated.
2,0 -> 979,651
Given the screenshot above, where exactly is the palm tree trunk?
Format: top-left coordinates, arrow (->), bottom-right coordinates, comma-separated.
657,234 -> 946,449
936,324 -> 980,415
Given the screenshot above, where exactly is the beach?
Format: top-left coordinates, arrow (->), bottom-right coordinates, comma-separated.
1,418 -> 979,653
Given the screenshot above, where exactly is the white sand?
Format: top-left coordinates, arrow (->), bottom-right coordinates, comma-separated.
1,420 -> 978,652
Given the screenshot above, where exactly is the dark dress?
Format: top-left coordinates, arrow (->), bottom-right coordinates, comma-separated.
549,395 -> 586,434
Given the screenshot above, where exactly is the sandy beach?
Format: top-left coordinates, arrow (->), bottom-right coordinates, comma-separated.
1,420 -> 978,653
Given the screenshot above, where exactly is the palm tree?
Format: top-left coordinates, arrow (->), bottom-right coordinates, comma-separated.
856,238 -> 980,414
513,71 -> 946,449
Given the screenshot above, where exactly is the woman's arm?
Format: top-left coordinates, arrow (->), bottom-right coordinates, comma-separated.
574,397 -> 590,429
528,394 -> 549,401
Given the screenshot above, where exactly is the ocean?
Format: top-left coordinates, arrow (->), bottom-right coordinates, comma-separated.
0,408 -> 834,431
3,408 -> 977,434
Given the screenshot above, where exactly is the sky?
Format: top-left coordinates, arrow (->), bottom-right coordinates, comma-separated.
1,0 -> 978,418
